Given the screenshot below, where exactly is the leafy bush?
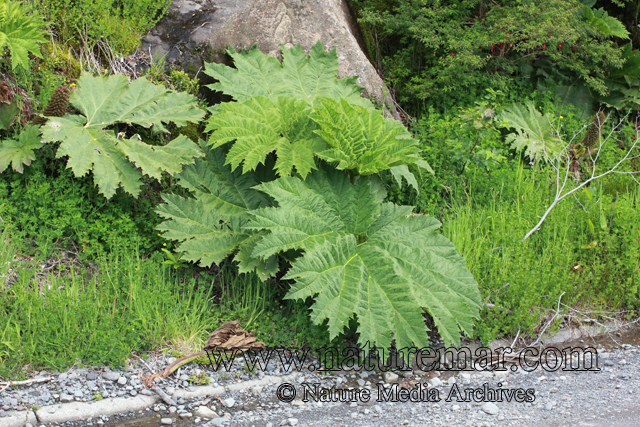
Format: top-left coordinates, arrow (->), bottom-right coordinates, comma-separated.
158,42 -> 480,351
352,0 -> 629,112
0,147 -> 163,257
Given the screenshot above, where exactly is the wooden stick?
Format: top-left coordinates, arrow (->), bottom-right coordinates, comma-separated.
0,376 -> 53,392
151,385 -> 176,406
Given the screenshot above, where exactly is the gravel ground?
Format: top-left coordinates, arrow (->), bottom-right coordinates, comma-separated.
1,336 -> 638,427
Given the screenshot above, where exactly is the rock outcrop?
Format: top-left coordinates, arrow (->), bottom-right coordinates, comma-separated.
141,0 -> 397,116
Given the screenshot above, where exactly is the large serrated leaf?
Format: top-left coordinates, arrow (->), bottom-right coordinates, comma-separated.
0,124 -> 42,173
0,1 -> 47,70
40,74 -> 205,198
501,101 -> 563,162
311,98 -> 423,177
249,166 -> 481,350
204,41 -> 372,108
206,96 -> 326,179
583,6 -> 629,39
156,145 -> 277,280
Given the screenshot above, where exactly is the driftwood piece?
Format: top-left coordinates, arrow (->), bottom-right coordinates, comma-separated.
151,385 -> 177,406
144,321 -> 265,387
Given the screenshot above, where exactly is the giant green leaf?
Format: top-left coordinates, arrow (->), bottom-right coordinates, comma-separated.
582,6 -> 629,39
41,73 -> 206,198
204,41 -> 372,108
501,101 -> 563,162
0,124 -> 42,173
206,96 -> 326,179
248,165 -> 481,350
156,145 -> 278,280
0,0 -> 47,70
311,98 -> 428,181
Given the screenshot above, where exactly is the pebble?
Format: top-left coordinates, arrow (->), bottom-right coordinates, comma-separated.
429,377 -> 443,387
482,402 -> 499,415
102,372 -> 120,381
194,406 -> 218,419
383,372 -> 398,382
222,398 -> 235,408
288,418 -> 299,426
117,377 -> 127,385
161,418 -> 173,425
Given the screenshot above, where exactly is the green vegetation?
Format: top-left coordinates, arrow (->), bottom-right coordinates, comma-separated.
34,0 -> 171,55
1,0 -> 639,376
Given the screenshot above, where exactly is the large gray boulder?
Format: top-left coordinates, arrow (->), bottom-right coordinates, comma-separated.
141,0 -> 397,115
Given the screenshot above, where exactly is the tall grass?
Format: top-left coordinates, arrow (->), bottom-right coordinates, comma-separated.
0,249 -> 217,373
442,163 -> 640,342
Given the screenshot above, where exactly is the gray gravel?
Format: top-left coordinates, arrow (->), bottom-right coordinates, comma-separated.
1,340 -> 639,426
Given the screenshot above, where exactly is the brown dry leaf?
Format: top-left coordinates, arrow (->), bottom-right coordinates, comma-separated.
204,321 -> 266,352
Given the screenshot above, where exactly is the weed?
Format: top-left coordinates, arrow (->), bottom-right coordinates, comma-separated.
187,373 -> 210,385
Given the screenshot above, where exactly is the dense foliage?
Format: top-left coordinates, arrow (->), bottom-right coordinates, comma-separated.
351,0 -> 634,112
0,0 -> 639,374
158,42 -> 477,350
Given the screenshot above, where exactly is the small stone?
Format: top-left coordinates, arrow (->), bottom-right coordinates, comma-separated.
452,404 -> 460,411
58,373 -> 68,381
60,394 -> 73,403
545,401 -> 555,410
429,377 -> 443,387
86,381 -> 96,389
87,372 -> 98,380
222,398 -> 235,408
288,419 -> 299,426
357,379 -> 365,386
383,372 -> 398,383
130,390 -> 137,396
179,413 -> 193,418
161,418 -> 173,425
102,372 -> 120,381
252,386 -> 263,394
374,404 -> 382,414
169,406 -> 177,413
482,402 -> 499,415
25,423 -> 33,427
73,390 -> 83,398
619,359 -> 627,365
538,376 -> 547,382
193,406 -> 218,419
117,377 -> 127,385
549,387 -> 558,393
447,376 -> 456,385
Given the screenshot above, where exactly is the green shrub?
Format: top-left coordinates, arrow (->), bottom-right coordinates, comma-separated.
34,0 -> 171,55
0,147 -> 162,258
352,0 -> 628,113
158,41 -> 480,353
